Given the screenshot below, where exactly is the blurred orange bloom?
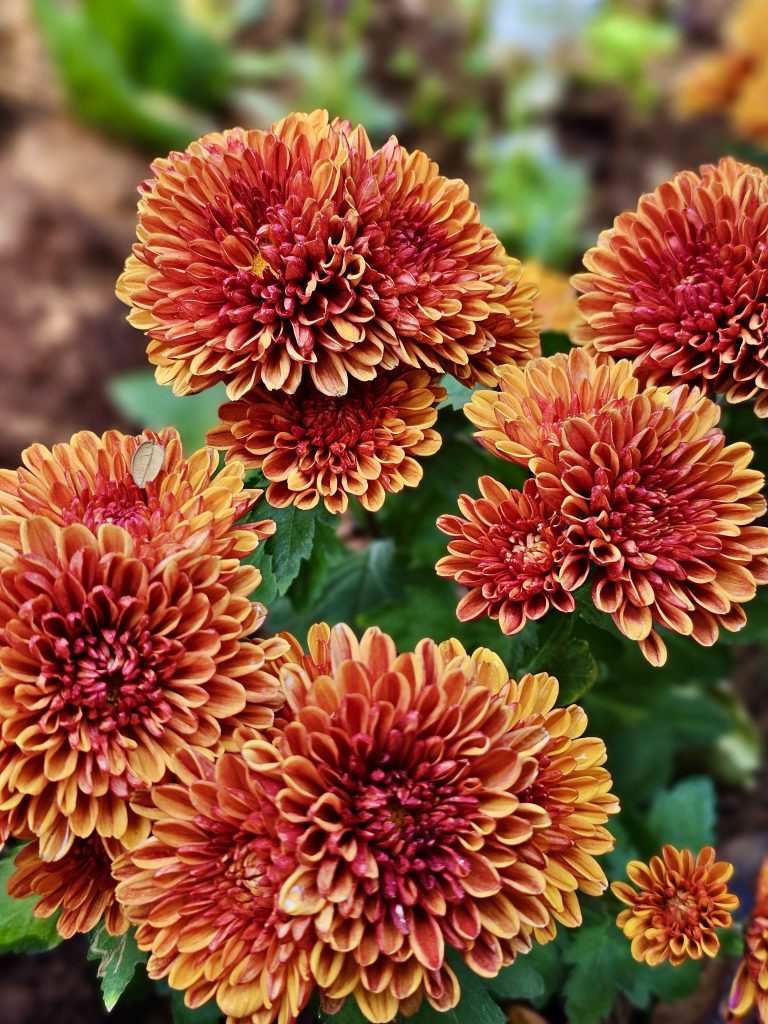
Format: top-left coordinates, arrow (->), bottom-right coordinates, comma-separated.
0,518 -> 283,859
612,845 -> 738,967
208,368 -> 444,514
115,749 -> 313,1024
464,349 -> 768,666
243,624 -> 617,1022
8,836 -> 127,939
522,260 -> 580,336
117,110 -> 539,400
573,158 -> 768,417
727,856 -> 768,1022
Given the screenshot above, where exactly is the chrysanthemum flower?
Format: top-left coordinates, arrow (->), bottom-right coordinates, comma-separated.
611,845 -> 738,966
436,476 -> 575,634
7,836 -> 127,938
572,157 -> 768,416
0,518 -> 283,859
207,369 -> 444,513
244,624 -> 617,1022
0,427 -> 274,568
114,749 -> 312,1024
117,110 -> 539,400
727,856 -> 768,1022
465,349 -> 768,666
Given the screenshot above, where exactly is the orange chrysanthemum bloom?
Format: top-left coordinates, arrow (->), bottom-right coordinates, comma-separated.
0,518 -> 283,859
573,157 -> 768,416
0,427 -> 274,566
465,349 -> 768,665
207,369 -> 445,514
727,856 -> 768,1023
611,845 -> 738,967
117,110 -> 539,400
244,624 -> 617,1023
7,836 -> 127,938
114,749 -> 312,1024
522,261 -> 580,336
436,476 -> 575,634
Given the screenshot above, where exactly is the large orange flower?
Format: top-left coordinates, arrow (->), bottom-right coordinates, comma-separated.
114,749 -> 312,1024
612,845 -> 738,967
244,624 -> 617,1023
0,518 -> 283,859
208,369 -> 444,513
0,427 -> 274,568
117,110 -> 539,399
572,158 -> 768,416
727,856 -> 768,1023
436,476 -> 575,634
7,836 -> 127,938
464,350 -> 768,666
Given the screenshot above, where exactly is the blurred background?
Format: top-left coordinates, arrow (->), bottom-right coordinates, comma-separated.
0,1 -> 763,1021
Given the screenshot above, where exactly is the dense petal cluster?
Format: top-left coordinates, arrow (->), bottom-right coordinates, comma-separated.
115,749 -> 312,1024
572,157 -> 768,416
448,349 -> 768,665
675,0 -> 768,146
611,845 -> 738,966
436,476 -> 575,634
727,856 -> 768,1022
0,516 -> 283,859
0,427 -> 275,565
117,110 -> 539,401
243,624 -> 617,1022
7,836 -> 127,939
208,369 -> 444,513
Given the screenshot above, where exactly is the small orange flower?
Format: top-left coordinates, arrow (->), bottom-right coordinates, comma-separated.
0,518 -> 283,859
727,856 -> 768,1022
436,476 -> 575,634
7,837 -> 127,938
114,748 -> 312,1024
117,110 -> 539,400
522,261 -> 580,336
573,157 -> 768,416
0,427 -> 274,569
464,349 -> 768,666
208,369 -> 444,514
611,845 -> 738,967
244,624 -> 617,1022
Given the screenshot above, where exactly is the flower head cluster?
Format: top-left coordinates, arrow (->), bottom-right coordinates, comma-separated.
675,0 -> 768,146
115,623 -> 618,1024
572,157 -> 768,417
0,430 -> 284,929
117,110 -> 539,512
438,348 -> 768,665
728,855 -> 768,1022
611,845 -> 738,966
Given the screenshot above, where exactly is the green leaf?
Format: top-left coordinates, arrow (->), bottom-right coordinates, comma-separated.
0,851 -> 62,954
439,375 -> 477,411
647,777 -> 716,851
264,505 -> 320,595
563,919 -> 623,1024
87,924 -> 148,1012
487,956 -> 545,1002
289,516 -> 347,612
109,371 -> 226,453
556,638 -> 599,704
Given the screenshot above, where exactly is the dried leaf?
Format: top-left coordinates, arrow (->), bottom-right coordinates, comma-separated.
130,440 -> 165,487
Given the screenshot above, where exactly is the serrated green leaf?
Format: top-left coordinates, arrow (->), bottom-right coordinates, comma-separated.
259,504 -> 321,595
487,956 -> 545,1002
563,919 -> 622,1024
289,516 -> 347,612
439,375 -> 477,411
0,852 -> 62,954
87,924 -> 148,1011
556,638 -> 599,703
647,777 -> 716,851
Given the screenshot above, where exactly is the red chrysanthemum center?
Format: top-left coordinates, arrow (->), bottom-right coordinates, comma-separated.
630,232 -> 768,373
40,596 -> 178,751
656,879 -> 715,937
207,830 -> 278,944
63,477 -> 151,535
483,520 -> 560,597
290,388 -> 385,464
342,760 -> 479,913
